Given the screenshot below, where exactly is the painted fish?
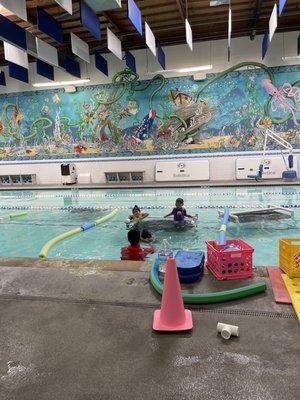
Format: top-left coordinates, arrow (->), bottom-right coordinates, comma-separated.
52,94 -> 61,104
134,110 -> 156,140
13,106 -> 23,126
119,100 -> 138,119
261,79 -> 300,126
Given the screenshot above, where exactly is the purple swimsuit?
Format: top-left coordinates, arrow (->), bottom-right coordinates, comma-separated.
171,207 -> 187,221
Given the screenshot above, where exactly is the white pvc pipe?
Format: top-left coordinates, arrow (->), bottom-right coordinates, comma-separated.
217,322 -> 239,340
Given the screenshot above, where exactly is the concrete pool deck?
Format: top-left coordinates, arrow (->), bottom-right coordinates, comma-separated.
0,261 -> 299,400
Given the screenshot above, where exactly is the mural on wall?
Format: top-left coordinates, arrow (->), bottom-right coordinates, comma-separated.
0,62 -> 299,160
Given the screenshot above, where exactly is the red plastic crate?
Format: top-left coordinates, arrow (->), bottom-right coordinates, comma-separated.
205,239 -> 254,280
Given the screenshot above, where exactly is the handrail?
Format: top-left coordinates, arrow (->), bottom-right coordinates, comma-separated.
39,209 -> 118,259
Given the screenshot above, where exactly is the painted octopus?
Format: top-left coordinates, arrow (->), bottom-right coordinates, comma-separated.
261,79 -> 300,126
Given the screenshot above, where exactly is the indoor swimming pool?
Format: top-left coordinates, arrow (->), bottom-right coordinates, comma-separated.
0,185 -> 300,265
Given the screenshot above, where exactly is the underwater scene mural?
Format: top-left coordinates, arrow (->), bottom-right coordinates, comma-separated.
0,62 -> 299,160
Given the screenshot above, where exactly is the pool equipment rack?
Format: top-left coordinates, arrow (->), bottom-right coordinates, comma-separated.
39,209 -> 118,259
0,174 -> 37,185
218,205 -> 294,223
150,258 -> 267,304
105,171 -> 144,183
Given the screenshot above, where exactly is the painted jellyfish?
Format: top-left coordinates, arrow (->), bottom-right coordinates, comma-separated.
261,79 -> 300,126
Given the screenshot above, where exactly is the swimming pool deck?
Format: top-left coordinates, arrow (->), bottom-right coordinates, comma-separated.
1,178 -> 300,190
0,260 -> 299,400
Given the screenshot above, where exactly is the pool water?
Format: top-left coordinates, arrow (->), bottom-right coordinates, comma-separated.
0,185 -> 300,265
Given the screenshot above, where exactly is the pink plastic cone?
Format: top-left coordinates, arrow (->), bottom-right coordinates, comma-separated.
153,257 -> 193,331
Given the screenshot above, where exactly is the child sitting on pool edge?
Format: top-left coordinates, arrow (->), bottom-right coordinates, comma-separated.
164,198 -> 197,222
126,205 -> 155,243
121,229 -> 155,261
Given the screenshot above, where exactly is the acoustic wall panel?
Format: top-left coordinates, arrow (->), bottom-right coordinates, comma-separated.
36,38 -> 59,67
8,62 -> 29,83
0,0 -> 27,21
125,51 -> 136,73
58,53 -> 66,69
145,22 -> 156,56
107,28 -> 122,59
0,15 -> 27,50
71,33 -> 90,63
185,19 -> 193,51
36,59 -> 54,81
65,56 -> 81,78
55,0 -> 73,14
228,8 -> 231,61
155,160 -> 210,181
85,0 -> 121,11
95,52 -> 108,76
3,42 -> 28,69
37,7 -> 64,44
0,71 -> 6,86
156,44 -> 166,70
262,32 -> 269,60
269,4 -> 277,42
128,0 -> 143,36
279,0 -> 287,16
26,31 -> 37,57
80,0 -> 101,40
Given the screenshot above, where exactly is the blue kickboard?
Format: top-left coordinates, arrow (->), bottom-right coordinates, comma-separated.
175,250 -> 205,275
179,271 -> 203,284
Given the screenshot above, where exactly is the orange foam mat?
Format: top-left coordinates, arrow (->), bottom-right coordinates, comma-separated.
267,267 -> 292,304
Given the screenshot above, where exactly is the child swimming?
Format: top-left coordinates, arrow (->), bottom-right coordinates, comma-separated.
121,229 -> 155,261
164,198 -> 196,222
126,205 -> 155,243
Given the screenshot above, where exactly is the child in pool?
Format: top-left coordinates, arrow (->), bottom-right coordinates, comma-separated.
164,198 -> 196,222
128,205 -> 149,223
121,229 -> 155,261
126,205 -> 155,243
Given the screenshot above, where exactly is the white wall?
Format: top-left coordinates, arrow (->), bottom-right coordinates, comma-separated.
0,31 -> 299,94
1,151 -> 299,185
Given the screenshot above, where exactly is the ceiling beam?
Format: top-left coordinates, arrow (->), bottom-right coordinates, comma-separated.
102,11 -> 122,33
175,0 -> 185,22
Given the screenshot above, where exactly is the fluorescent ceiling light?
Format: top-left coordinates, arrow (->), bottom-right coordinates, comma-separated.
32,78 -> 90,88
282,56 -> 300,61
178,65 -> 213,73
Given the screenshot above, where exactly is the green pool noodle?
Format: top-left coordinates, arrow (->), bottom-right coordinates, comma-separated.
39,209 -> 118,259
150,260 -> 267,304
9,211 -> 28,219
